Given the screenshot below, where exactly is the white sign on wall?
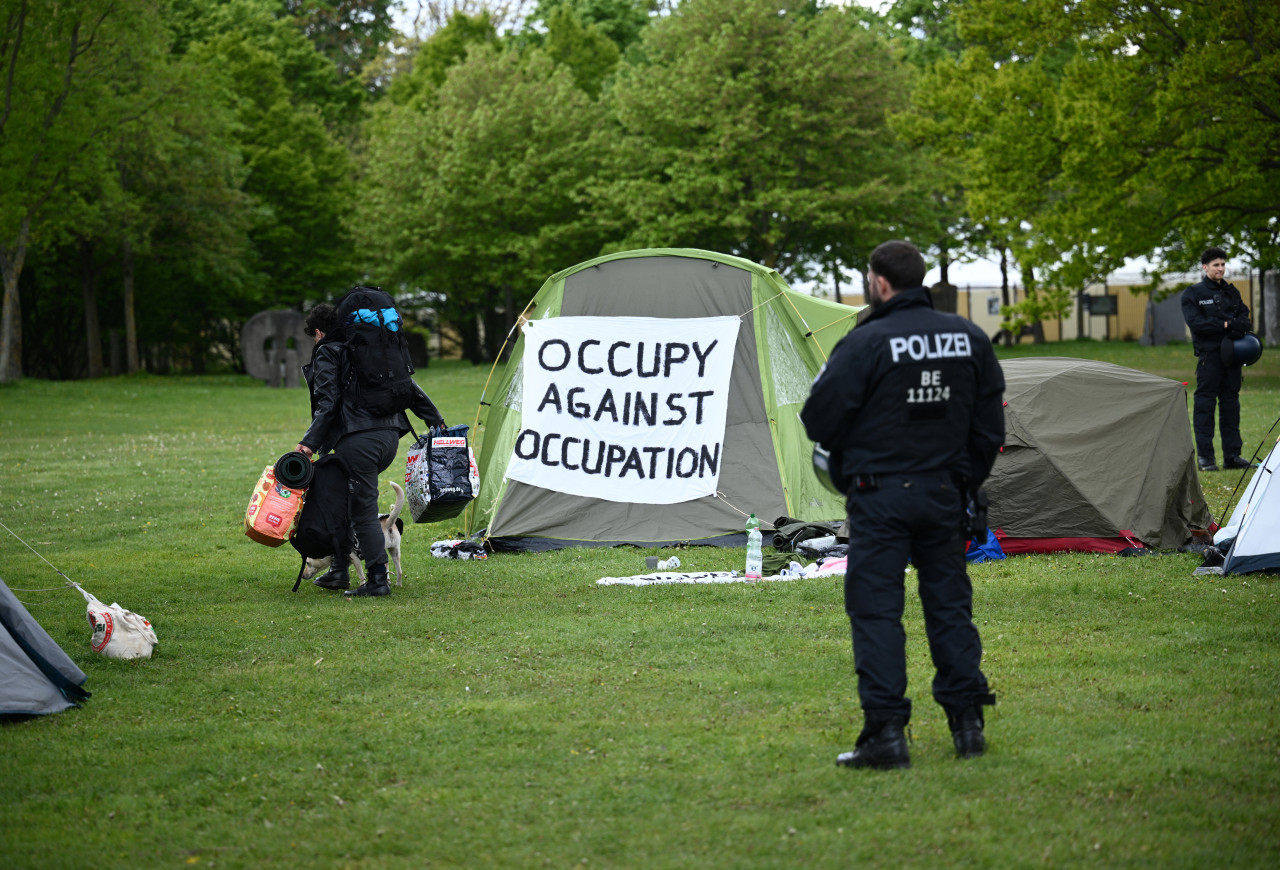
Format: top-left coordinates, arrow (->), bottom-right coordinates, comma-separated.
505,315 -> 741,504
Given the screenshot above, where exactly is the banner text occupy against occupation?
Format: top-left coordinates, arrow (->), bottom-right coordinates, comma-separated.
517,337 -> 722,481
506,315 -> 740,504
513,433 -> 721,480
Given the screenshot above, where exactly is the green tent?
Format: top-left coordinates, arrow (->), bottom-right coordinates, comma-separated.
465,249 -> 860,551
990,357 -> 1212,551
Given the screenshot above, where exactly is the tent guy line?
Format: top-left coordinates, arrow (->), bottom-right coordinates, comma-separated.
0,519 -> 79,588
1213,415 -> 1280,524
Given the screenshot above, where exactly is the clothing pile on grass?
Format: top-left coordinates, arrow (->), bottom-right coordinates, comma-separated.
430,539 -> 488,560
770,515 -> 1006,567
766,516 -> 848,574
597,517 -> 852,587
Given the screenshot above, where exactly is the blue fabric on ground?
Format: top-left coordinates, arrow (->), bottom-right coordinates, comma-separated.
966,531 -> 1005,563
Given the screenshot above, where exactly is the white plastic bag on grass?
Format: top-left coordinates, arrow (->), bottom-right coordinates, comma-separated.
70,582 -> 157,660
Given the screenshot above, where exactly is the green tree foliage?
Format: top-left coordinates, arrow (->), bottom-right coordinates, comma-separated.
914,0 -> 1280,284
595,0 -> 919,278
104,50 -> 255,375
176,0 -> 365,126
885,0 -> 993,291
385,10 -> 499,106
526,0 -> 652,52
885,0 -> 960,66
406,1 -> 535,36
0,0 -> 154,381
185,5 -> 359,301
4,0 -> 368,380
356,42 -> 608,361
541,3 -> 619,98
283,0 -> 397,83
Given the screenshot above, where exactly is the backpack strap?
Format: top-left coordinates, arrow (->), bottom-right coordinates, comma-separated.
292,555 -> 306,593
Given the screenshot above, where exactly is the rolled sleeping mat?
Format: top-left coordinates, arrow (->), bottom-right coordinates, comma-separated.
274,451 -> 315,489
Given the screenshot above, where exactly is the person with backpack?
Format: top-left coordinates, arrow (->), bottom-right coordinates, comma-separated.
296,288 -> 444,597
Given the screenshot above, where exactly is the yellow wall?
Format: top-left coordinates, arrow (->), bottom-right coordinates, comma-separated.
829,272 -> 1257,344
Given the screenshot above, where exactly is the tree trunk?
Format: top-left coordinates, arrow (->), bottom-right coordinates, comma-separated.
999,244 -> 1012,347
458,310 -> 482,365
760,239 -> 777,271
0,217 -> 30,383
483,305 -> 505,361
831,256 -> 842,305
81,237 -> 104,378
500,282 -> 516,362
122,235 -> 141,373
1024,265 -> 1045,343
1257,266 -> 1265,340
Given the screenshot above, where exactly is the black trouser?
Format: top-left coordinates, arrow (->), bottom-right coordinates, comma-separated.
843,473 -> 989,722
1193,351 -> 1243,461
333,428 -> 400,572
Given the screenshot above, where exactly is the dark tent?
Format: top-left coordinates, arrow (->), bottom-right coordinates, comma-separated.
989,358 -> 1212,552
1,578 -> 90,717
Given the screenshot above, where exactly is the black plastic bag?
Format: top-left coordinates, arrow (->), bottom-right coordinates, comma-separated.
406,425 -> 479,523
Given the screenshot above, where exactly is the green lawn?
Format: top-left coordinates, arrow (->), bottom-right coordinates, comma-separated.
1,345 -> 1277,868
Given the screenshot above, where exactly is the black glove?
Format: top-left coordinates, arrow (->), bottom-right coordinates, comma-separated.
964,488 -> 989,543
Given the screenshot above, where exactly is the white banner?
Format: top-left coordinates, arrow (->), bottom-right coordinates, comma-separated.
506,315 -> 741,504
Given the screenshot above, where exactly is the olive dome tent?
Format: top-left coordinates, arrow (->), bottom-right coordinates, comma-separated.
989,357 -> 1212,553
465,249 -> 860,551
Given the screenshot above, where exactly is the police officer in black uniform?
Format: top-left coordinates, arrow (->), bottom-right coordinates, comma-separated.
1180,246 -> 1254,472
801,240 -> 1004,770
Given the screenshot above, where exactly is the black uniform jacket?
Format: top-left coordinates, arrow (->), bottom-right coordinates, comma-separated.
801,287 -> 1005,488
300,338 -> 444,455
1181,277 -> 1252,355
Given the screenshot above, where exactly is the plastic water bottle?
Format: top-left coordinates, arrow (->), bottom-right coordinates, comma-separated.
745,514 -> 763,580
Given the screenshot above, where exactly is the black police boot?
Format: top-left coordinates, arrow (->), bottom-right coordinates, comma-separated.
1224,455 -> 1256,470
948,706 -> 986,759
312,565 -> 350,590
1198,456 -> 1219,472
344,564 -> 390,598
836,716 -> 910,770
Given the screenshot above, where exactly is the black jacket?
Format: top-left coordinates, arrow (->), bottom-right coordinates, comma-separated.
801,288 -> 1005,488
1181,277 -> 1252,355
300,339 -> 444,454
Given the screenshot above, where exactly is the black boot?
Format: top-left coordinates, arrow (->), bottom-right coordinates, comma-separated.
948,706 -> 986,759
312,565 -> 350,590
836,715 -> 910,770
344,564 -> 390,598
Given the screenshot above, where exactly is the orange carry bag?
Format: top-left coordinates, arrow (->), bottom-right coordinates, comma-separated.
244,453 -> 312,547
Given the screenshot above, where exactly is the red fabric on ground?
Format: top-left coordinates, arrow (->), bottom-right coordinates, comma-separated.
992,529 -> 1146,555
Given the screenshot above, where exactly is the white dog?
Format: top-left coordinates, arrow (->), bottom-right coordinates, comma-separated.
302,481 -> 405,587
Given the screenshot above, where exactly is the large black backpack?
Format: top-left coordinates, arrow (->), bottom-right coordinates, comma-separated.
333,284 -> 417,416
289,454 -> 352,591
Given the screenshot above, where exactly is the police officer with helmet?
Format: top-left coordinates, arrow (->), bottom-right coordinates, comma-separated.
801,240 -> 1005,770
1180,246 -> 1256,472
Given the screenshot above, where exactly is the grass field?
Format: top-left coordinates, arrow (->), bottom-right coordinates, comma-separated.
1,342 -> 1278,868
